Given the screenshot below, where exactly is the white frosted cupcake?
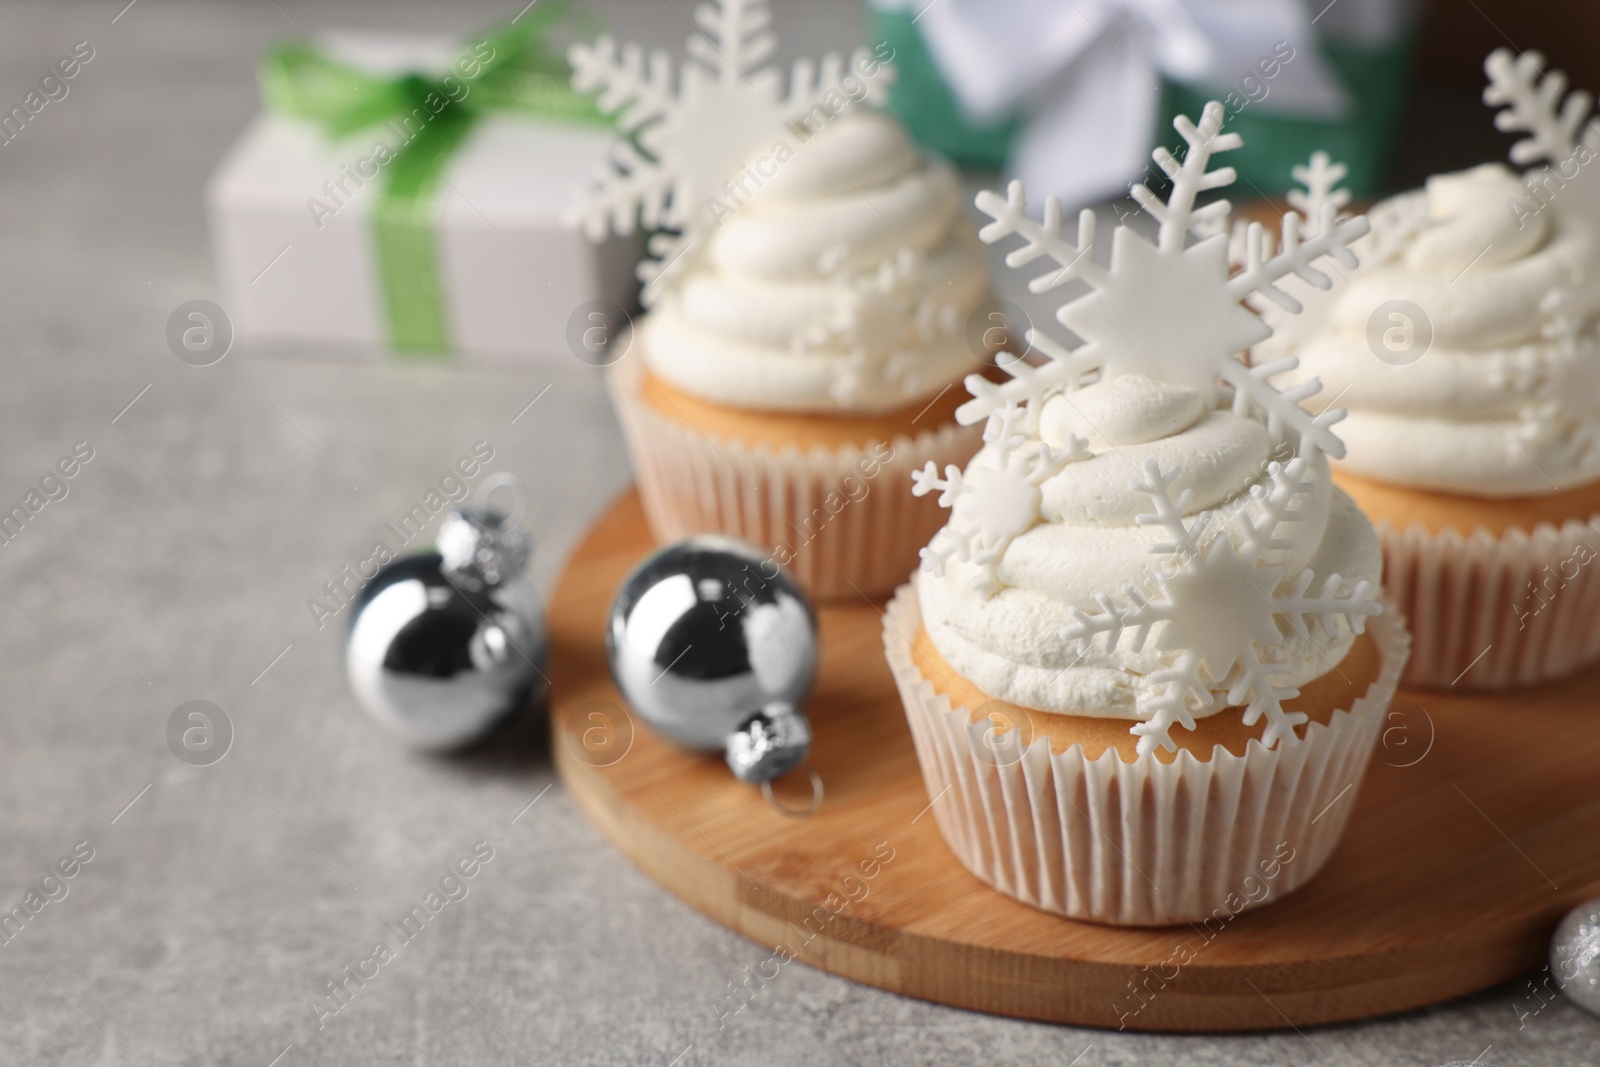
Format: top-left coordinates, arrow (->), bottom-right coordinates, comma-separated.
885,103 -> 1409,925
1264,49 -> 1600,687
570,5 -> 992,599
608,109 -> 991,599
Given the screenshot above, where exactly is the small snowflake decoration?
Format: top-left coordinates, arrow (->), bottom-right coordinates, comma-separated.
1228,151 -> 1352,268
913,404 -> 1090,598
963,101 -> 1367,460
796,248 -> 964,403
1062,458 -> 1381,756
568,0 -> 888,304
1485,49 -> 1598,173
1288,151 -> 1353,230
1479,51 -> 1600,475
1484,48 -> 1600,248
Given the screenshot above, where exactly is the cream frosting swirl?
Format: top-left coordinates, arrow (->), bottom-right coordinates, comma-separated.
1266,163 -> 1600,496
918,375 -> 1382,720
642,111 -> 989,414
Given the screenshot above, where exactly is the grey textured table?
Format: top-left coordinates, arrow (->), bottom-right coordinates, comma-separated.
0,1 -> 1592,1064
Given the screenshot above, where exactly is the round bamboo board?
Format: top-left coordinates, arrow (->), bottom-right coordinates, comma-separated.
548,490 -> 1599,1032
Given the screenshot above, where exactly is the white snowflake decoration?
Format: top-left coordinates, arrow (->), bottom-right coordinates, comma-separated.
1229,150 -> 1351,267
1298,51 -> 1600,283
964,101 -> 1367,460
913,404 -> 1090,598
796,248 -> 964,404
568,0 -> 889,304
1484,48 -> 1600,315
1288,151 -> 1353,229
1478,51 -> 1600,475
1062,458 -> 1381,756
1484,49 -> 1598,173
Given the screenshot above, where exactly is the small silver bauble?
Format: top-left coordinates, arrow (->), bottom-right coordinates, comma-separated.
346,508 -> 547,750
1551,898 -> 1600,1016
606,536 -> 817,787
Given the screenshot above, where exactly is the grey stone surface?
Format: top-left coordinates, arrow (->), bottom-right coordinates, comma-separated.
0,0 -> 1592,1064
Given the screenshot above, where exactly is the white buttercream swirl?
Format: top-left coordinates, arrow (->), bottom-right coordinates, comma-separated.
1266,163 -> 1600,496
918,375 -> 1382,720
642,111 -> 989,414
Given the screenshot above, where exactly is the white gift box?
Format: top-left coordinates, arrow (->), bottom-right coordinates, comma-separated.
205,32 -> 636,364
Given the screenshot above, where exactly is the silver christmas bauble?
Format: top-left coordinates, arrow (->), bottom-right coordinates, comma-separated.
346,508 -> 547,749
606,536 -> 816,778
1552,898 -> 1600,1016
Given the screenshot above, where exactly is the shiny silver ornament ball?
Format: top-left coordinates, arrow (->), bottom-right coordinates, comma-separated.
346,508 -> 547,750
725,703 -> 811,784
1551,898 -> 1600,1016
606,536 -> 817,775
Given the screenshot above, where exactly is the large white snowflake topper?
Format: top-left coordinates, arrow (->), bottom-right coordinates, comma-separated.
964,102 -> 1367,460
1061,457 -> 1381,756
913,404 -> 1090,598
796,248 -> 964,403
568,0 -> 889,303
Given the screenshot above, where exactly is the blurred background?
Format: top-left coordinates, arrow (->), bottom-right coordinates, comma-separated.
0,1 -> 1595,1064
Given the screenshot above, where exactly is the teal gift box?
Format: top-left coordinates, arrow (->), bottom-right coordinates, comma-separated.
869,1 -> 1418,199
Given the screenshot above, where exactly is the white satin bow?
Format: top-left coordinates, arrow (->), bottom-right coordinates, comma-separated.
912,0 -> 1349,209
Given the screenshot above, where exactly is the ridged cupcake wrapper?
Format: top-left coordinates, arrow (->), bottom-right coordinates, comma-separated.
883,584 -> 1411,926
608,356 -> 984,601
1378,513 -> 1600,689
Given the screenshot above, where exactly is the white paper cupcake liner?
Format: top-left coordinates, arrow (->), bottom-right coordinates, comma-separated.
883,584 -> 1411,926
608,354 -> 984,601
1377,513 -> 1600,688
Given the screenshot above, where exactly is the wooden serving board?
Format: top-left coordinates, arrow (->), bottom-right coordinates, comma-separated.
549,490 -> 1600,1032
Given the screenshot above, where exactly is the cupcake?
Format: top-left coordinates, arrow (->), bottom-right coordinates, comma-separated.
569,5 -> 992,600
1262,49 -> 1600,688
885,103 -> 1410,926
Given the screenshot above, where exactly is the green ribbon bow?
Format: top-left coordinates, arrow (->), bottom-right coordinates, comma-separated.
261,8 -> 604,354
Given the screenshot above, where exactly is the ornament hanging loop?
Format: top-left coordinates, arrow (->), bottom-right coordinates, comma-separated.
761,765 -> 824,819
474,470 -> 529,527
